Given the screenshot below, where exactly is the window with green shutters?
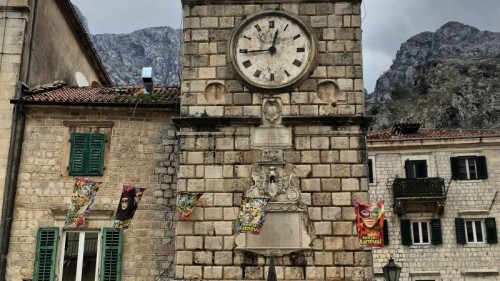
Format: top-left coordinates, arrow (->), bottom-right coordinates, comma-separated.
401,219 -> 442,246
450,156 -> 488,180
405,160 -> 428,178
33,228 -> 59,281
69,133 -> 105,176
100,228 -> 123,281
455,217 -> 498,244
33,227 -> 123,281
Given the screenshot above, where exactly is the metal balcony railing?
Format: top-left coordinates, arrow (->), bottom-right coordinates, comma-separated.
393,177 -> 445,198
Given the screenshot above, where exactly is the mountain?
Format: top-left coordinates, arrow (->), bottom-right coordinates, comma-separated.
91,27 -> 182,87
72,4 -> 181,86
366,22 -> 500,130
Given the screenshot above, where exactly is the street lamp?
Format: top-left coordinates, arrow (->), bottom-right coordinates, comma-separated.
382,258 -> 402,281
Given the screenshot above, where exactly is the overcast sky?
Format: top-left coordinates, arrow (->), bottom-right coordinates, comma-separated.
72,0 -> 500,92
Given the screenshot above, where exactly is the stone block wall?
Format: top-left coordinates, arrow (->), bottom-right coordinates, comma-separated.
368,139 -> 500,280
6,107 -> 177,281
181,1 -> 364,117
177,1 -> 371,280
0,6 -> 29,221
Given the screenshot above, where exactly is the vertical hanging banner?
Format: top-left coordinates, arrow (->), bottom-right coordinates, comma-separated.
176,192 -> 202,220
113,185 -> 146,230
65,178 -> 102,228
354,200 -> 385,248
236,197 -> 270,235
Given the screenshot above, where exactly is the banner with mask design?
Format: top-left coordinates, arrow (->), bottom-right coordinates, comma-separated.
176,192 -> 202,220
113,185 -> 146,230
236,197 -> 270,235
65,178 -> 102,228
354,200 -> 385,248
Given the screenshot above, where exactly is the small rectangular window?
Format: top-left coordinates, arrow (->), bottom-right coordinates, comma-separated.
451,156 -> 488,180
368,159 -> 374,183
412,221 -> 431,244
405,160 -> 428,178
465,220 -> 485,243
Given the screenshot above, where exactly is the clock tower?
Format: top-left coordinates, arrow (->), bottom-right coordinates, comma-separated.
175,1 -> 371,280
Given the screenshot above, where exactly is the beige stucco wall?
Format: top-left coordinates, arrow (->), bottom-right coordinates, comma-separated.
5,106 -> 177,281
368,137 -> 500,281
27,0 -> 104,87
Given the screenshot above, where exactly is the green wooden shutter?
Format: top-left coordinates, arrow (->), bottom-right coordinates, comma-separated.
450,157 -> 460,179
69,133 -> 88,175
418,160 -> 428,178
485,217 -> 498,244
100,228 -> 123,281
476,156 -> 488,179
367,159 -> 374,183
33,227 -> 59,281
455,218 -> 466,244
88,134 -> 105,176
400,219 -> 412,246
383,219 -> 389,245
430,219 -> 443,245
404,160 -> 411,178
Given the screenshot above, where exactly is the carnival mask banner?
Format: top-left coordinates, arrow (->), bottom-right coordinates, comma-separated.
176,192 -> 202,220
236,197 -> 270,235
65,178 -> 102,228
354,200 -> 385,248
113,185 -> 146,230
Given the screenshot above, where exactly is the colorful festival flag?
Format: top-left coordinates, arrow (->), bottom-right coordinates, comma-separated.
236,197 -> 270,235
113,185 -> 146,230
65,178 -> 102,228
354,200 -> 385,248
176,192 -> 202,220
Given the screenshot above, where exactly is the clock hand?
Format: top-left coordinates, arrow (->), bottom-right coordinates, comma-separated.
240,49 -> 268,53
269,30 -> 279,55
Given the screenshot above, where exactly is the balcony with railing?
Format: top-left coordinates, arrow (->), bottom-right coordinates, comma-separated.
392,177 -> 446,215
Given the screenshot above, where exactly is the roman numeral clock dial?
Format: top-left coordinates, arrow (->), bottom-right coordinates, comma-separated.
228,10 -> 318,92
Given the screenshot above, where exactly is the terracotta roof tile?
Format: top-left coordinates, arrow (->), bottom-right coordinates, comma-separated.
17,85 -> 180,107
367,129 -> 500,140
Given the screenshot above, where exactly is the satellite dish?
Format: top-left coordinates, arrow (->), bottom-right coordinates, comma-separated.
75,72 -> 89,87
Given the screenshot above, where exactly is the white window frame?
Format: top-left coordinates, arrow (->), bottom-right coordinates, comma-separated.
411,221 -> 431,245
458,157 -> 478,180
58,230 -> 102,281
465,219 -> 485,243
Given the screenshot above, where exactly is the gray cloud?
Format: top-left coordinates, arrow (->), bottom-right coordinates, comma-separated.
72,0 -> 500,92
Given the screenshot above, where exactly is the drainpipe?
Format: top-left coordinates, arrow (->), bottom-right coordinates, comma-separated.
0,81 -> 27,281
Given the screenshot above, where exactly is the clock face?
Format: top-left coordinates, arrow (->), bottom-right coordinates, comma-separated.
229,11 -> 317,92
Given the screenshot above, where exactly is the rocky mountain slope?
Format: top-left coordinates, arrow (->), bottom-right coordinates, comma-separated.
366,22 -> 500,130
91,27 -> 182,86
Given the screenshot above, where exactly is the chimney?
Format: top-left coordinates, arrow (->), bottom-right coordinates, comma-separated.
142,67 -> 153,93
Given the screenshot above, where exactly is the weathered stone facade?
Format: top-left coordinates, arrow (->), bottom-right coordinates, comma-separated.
367,129 -> 500,281
0,0 -> 109,222
175,0 -> 371,280
5,106 -> 178,280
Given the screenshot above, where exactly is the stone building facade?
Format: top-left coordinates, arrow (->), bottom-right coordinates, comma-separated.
175,0 -> 371,280
0,0 -> 110,229
3,86 -> 179,281
367,124 -> 500,281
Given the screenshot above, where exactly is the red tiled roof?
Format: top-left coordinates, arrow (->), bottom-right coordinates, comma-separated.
367,129 -> 500,140
14,85 -> 180,108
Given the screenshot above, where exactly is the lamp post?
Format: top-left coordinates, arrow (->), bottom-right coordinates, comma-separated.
382,258 -> 402,281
